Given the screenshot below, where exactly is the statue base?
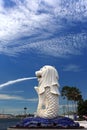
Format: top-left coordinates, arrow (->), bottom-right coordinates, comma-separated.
7,116 -> 83,129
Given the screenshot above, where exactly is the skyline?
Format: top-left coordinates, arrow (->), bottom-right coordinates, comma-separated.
0,0 -> 87,114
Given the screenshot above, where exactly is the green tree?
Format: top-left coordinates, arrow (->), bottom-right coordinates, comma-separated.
61,86 -> 70,100
61,86 -> 82,115
67,87 -> 82,113
78,100 -> 87,118
61,86 -> 71,116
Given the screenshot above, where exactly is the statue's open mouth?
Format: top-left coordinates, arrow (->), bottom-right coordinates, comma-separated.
35,71 -> 42,79
37,75 -> 42,78
37,75 -> 42,83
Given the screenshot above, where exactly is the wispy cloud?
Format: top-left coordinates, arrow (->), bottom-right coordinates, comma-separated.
0,94 -> 23,100
0,90 -> 24,94
0,93 -> 38,102
63,64 -> 81,72
0,0 -> 87,57
3,32 -> 86,57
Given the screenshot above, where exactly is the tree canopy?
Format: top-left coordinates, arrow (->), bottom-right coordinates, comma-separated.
78,100 -> 87,118
61,86 -> 82,115
61,86 -> 82,102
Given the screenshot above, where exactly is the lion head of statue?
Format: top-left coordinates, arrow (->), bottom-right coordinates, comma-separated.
35,65 -> 60,95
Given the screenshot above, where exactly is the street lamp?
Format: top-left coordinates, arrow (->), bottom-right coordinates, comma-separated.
24,107 -> 27,117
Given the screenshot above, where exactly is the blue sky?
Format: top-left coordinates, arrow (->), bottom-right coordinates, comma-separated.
0,0 -> 87,115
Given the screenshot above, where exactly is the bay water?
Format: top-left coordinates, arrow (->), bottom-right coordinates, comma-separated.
0,118 -> 20,130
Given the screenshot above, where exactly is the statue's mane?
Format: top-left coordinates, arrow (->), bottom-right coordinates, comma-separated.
35,65 -> 60,95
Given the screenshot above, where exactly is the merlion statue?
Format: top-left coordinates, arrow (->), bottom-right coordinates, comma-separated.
8,65 -> 80,129
35,65 -> 60,119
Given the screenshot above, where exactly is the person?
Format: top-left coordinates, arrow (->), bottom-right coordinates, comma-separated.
73,113 -> 77,121
83,115 -> 87,121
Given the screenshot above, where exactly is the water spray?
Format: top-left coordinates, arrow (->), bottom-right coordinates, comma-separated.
0,77 -> 37,88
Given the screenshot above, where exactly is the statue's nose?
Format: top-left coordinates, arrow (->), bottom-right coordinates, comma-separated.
35,71 -> 41,77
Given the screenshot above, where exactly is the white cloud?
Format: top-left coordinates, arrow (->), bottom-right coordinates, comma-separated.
0,0 -> 4,12
0,0 -> 52,42
0,0 -> 87,57
0,93 -> 38,102
0,90 -> 24,94
1,32 -> 86,57
55,0 -> 87,20
63,64 -> 81,72
0,94 -> 23,100
27,98 -> 38,102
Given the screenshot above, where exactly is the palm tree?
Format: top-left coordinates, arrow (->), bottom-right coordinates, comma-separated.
68,87 -> 82,113
61,86 -> 82,116
78,100 -> 87,118
61,86 -> 71,117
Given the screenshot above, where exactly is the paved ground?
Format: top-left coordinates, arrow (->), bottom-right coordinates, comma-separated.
7,128 -> 87,130
76,120 -> 87,128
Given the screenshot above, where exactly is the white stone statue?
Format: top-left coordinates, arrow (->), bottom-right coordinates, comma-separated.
35,65 -> 60,119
